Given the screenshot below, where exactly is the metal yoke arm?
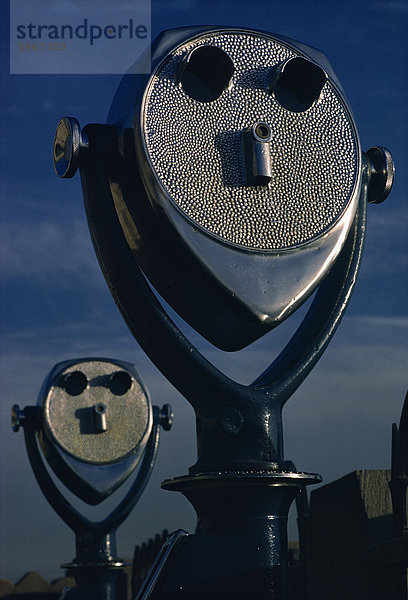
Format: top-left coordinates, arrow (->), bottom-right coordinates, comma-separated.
81,124 -> 366,409
22,406 -> 162,536
80,124 -> 367,468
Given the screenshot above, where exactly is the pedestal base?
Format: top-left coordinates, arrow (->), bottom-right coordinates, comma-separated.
139,470 -> 321,600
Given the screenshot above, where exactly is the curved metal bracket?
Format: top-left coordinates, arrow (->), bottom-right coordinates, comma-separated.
81,125 -> 367,413
22,406 -> 162,536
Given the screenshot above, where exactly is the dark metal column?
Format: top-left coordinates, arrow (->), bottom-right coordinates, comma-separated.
156,474 -> 317,599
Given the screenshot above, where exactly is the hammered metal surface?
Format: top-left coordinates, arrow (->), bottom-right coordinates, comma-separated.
142,31 -> 359,251
44,361 -> 150,464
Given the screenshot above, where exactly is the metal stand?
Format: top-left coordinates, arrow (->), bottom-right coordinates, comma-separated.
14,405 -> 165,600
77,125 -> 369,599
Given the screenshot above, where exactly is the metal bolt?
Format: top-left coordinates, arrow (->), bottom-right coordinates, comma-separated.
219,407 -> 244,435
366,146 -> 395,204
242,121 -> 272,186
53,116 -> 88,179
93,403 -> 107,433
252,121 -> 272,143
160,404 -> 174,431
11,404 -> 25,432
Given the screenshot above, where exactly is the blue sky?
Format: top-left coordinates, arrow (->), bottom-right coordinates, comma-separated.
1,0 -> 407,583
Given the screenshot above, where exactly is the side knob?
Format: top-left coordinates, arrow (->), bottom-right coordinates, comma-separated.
53,117 -> 88,178
366,146 -> 395,204
11,404 -> 25,432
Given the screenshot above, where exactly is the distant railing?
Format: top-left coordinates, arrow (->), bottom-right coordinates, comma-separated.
131,530 -> 169,598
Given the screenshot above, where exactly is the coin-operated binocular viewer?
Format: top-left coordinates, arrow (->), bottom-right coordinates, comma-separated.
53,27 -> 394,599
12,358 -> 173,600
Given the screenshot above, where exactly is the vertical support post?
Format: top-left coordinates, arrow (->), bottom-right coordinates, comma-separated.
139,472 -> 318,599
62,531 -> 128,600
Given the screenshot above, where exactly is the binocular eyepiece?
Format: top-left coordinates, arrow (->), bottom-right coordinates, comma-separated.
36,358 -> 153,504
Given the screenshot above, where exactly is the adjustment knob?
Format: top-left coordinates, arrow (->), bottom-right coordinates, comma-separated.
366,146 -> 395,204
53,117 -> 88,178
11,404 -> 25,432
160,404 -> 174,431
